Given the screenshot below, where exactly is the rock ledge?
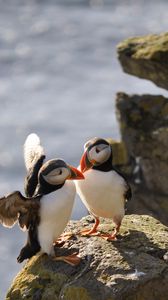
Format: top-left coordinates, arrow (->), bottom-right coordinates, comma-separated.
6,215 -> 168,300
117,32 -> 168,90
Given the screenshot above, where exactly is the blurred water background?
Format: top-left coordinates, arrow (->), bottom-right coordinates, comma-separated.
0,0 -> 168,298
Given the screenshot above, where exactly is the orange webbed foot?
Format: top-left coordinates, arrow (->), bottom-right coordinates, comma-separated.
53,252 -> 81,266
80,217 -> 100,236
80,227 -> 99,236
54,232 -> 74,246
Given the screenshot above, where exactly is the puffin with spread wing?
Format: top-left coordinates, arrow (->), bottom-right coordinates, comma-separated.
0,134 -> 84,265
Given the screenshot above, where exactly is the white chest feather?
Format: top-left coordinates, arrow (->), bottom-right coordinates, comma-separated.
38,181 -> 75,254
75,169 -> 126,220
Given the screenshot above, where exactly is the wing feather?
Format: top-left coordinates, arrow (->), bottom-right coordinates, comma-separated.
0,191 -> 40,228
24,133 -> 45,172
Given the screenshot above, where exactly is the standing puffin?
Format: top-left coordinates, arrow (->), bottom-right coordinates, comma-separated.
75,137 -> 132,240
0,134 -> 84,265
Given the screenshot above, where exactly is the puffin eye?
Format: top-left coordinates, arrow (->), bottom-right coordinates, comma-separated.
96,147 -> 100,153
59,169 -> 62,175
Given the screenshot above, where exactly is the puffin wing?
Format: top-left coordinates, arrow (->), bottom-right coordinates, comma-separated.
113,166 -> 132,206
0,191 -> 40,229
24,133 -> 46,197
124,183 -> 132,202
124,183 -> 132,212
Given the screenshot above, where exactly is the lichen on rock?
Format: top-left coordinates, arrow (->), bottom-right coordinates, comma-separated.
106,138 -> 134,178
116,92 -> 168,224
6,215 -> 168,300
116,93 -> 168,194
117,32 -> 168,89
106,138 -> 128,166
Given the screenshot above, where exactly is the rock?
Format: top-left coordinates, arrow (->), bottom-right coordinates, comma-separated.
126,185 -> 168,226
106,138 -> 128,166
116,92 -> 168,224
116,92 -> 168,195
106,138 -> 134,177
6,215 -> 168,300
117,32 -> 168,90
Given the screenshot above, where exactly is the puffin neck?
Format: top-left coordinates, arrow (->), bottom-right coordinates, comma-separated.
92,154 -> 113,172
36,174 -> 65,195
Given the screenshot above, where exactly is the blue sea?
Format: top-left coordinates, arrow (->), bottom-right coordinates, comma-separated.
0,0 -> 168,298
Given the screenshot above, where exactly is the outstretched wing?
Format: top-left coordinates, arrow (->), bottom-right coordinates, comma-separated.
0,191 -> 40,228
24,133 -> 46,197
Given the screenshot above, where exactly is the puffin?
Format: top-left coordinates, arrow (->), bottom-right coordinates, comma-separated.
0,133 -> 84,264
75,137 -> 132,240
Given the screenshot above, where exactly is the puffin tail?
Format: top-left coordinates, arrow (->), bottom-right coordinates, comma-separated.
24,133 -> 45,197
24,133 -> 45,172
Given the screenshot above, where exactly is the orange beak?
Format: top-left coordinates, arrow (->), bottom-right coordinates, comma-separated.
68,165 -> 85,180
80,151 -> 93,173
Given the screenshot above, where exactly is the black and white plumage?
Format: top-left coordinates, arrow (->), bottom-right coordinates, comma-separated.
0,134 -> 84,264
75,137 -> 132,240
19,133 -> 84,263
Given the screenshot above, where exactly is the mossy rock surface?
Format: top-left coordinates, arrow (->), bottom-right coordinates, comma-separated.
6,215 -> 168,300
116,93 -> 168,134
117,32 -> 168,89
106,138 -> 134,178
116,92 -> 168,197
106,138 -> 128,166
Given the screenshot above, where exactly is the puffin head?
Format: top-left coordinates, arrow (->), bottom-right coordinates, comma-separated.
39,159 -> 84,185
80,138 -> 112,173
